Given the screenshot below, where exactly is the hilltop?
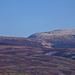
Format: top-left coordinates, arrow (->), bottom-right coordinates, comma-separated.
28,29 -> 75,48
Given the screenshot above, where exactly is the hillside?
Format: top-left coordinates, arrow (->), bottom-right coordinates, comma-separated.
28,29 -> 75,48
0,30 -> 75,75
0,36 -> 42,47
0,45 -> 75,75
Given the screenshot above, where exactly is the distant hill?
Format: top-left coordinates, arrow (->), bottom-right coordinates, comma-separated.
0,36 -> 42,47
28,29 -> 75,48
1,29 -> 75,48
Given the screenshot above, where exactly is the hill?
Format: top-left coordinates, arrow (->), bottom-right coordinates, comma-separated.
0,29 -> 75,75
28,29 -> 75,48
0,36 -> 42,47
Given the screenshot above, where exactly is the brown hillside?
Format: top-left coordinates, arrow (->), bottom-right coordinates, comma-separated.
28,29 -> 75,48
0,45 -> 75,75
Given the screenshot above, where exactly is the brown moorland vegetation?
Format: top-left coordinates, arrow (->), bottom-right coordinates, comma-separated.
0,45 -> 75,75
0,30 -> 75,75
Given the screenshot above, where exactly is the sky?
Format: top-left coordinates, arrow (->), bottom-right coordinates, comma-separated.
0,0 -> 75,37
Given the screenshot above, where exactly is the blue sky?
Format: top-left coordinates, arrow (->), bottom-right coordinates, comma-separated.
0,0 -> 75,37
